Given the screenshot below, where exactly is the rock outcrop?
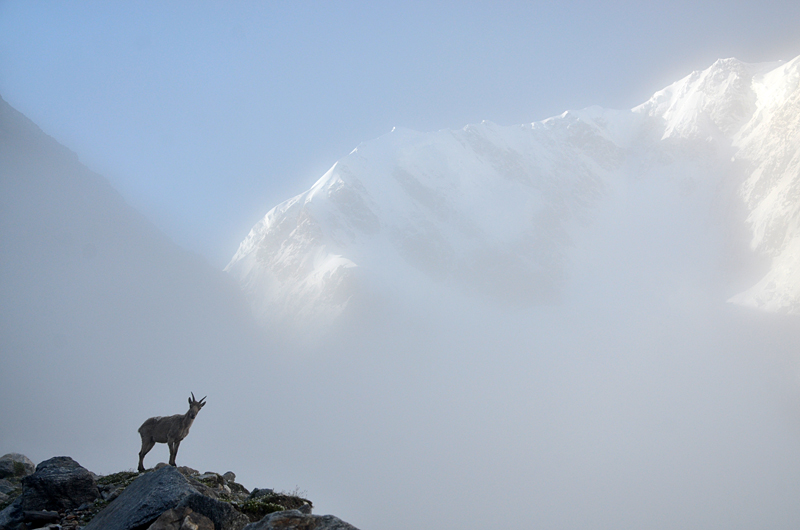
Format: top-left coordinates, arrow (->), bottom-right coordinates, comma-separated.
0,456 -> 99,529
21,457 -> 100,512
243,510 -> 359,530
177,492 -> 250,530
0,454 -> 357,530
83,466 -> 198,530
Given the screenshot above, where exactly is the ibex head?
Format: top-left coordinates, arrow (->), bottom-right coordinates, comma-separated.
188,392 -> 206,419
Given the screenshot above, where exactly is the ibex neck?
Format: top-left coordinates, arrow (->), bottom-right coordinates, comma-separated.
182,411 -> 196,428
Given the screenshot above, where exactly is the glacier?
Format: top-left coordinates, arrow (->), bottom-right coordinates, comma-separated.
227,55 -> 800,326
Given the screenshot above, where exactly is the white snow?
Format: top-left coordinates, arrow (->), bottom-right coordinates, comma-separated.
227,54 -> 800,325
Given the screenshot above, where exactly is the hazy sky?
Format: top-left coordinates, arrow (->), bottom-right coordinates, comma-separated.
1,1 -> 799,267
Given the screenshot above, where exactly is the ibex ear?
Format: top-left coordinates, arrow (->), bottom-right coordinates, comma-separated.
188,398 -> 192,406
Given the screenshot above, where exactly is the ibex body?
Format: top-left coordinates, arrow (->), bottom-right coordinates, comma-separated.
138,393 -> 206,472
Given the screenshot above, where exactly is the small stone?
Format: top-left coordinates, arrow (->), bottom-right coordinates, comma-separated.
195,473 -> 221,484
222,472 -> 235,483
177,466 -> 199,477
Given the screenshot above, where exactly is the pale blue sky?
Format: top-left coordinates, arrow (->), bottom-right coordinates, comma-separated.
2,1 -> 798,267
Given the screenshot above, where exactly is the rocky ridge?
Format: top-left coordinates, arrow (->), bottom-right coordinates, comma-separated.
0,454 -> 357,530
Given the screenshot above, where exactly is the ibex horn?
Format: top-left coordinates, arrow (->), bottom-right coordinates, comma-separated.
191,392 -> 196,402
200,396 -> 207,403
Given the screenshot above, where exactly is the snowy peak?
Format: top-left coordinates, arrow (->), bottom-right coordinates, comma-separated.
226,112 -> 627,324
726,56 -> 800,312
227,55 -> 800,326
634,58 -> 782,140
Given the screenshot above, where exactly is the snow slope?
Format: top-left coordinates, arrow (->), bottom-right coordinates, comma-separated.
227,56 -> 800,325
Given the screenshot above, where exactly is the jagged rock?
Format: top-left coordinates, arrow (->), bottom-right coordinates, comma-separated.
242,510 -> 359,530
20,457 -> 100,512
0,496 -> 24,529
147,506 -> 214,530
0,454 -> 35,480
177,492 -> 250,530
84,466 -> 199,530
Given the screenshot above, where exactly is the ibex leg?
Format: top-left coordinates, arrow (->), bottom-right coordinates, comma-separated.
169,440 -> 181,467
138,437 -> 155,472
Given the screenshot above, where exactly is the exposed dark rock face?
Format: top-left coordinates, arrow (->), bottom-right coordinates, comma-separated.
242,510 -> 360,530
84,466 -> 198,530
20,456 -> 99,512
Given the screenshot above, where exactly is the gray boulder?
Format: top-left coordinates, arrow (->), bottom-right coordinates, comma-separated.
0,454 -> 35,479
84,466 -> 199,530
20,456 -> 99,511
242,510 -> 360,530
177,492 -> 250,530
0,496 -> 24,530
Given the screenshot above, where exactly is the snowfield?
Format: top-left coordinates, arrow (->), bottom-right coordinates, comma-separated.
226,55 -> 800,326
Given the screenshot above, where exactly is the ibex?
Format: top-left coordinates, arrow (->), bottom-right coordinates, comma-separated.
138,393 -> 206,472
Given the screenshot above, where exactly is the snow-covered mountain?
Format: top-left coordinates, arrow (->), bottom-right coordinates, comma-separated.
227,56 -> 800,325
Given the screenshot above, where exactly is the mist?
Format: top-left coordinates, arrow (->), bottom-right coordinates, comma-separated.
4,49 -> 800,530
6,109 -> 800,527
